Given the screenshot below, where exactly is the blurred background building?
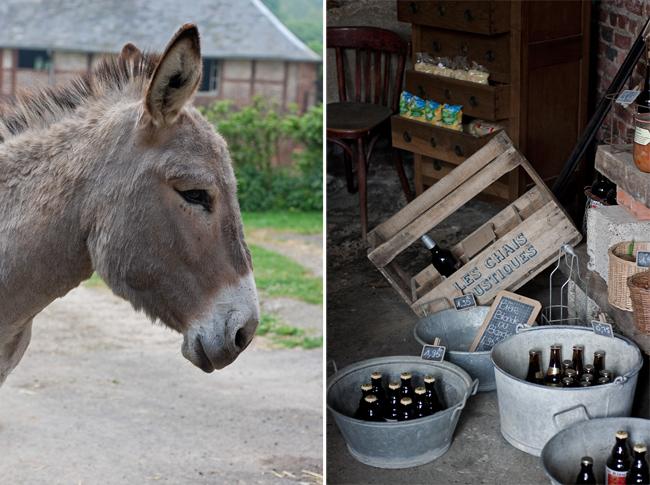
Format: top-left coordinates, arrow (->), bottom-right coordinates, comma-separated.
0,0 -> 321,111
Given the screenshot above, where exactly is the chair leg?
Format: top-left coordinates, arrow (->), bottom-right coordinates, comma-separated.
344,146 -> 357,194
357,137 -> 368,240
392,148 -> 413,202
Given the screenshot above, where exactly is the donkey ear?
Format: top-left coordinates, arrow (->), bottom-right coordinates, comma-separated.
120,42 -> 142,62
145,24 -> 202,126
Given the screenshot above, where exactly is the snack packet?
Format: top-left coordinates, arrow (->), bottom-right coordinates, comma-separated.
467,61 -> 490,84
467,119 -> 503,136
400,91 -> 414,116
410,96 -> 426,120
424,100 -> 442,123
441,104 -> 463,130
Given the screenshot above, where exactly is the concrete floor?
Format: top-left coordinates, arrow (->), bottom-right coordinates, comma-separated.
326,145 -> 567,484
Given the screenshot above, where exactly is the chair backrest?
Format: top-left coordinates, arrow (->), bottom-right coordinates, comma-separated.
327,26 -> 408,114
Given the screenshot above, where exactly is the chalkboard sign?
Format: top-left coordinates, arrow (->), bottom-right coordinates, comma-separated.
454,294 -> 476,311
615,89 -> 641,108
592,320 -> 614,338
637,251 -> 650,268
469,291 -> 541,352
421,345 -> 446,362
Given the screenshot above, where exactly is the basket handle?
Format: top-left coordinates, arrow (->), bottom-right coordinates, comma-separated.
552,404 -> 591,431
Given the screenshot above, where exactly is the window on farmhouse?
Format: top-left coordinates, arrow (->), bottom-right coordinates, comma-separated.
17,49 -> 52,71
200,58 -> 219,93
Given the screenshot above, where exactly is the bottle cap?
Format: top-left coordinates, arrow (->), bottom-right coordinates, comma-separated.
550,344 -> 562,350
361,383 -> 372,391
562,360 -> 573,366
371,371 -> 382,380
633,443 -> 647,453
400,372 -> 412,380
584,364 -> 595,373
388,382 -> 400,390
414,386 -> 426,395
581,456 -> 593,466
364,394 -> 378,403
600,369 -> 613,377
400,397 -> 412,406
423,375 -> 436,383
579,381 -> 591,387
565,369 -> 577,377
616,430 -> 629,440
421,234 -> 436,250
561,377 -> 573,386
573,345 -> 584,351
594,350 -> 606,357
597,377 -> 610,385
581,374 -> 594,382
528,349 -> 541,356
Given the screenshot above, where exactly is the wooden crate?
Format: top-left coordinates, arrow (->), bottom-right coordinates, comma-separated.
367,132 -> 582,317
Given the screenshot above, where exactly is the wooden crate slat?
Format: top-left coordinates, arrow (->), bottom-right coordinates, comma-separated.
368,144 -> 521,269
412,200 -> 581,312
369,131 -> 512,243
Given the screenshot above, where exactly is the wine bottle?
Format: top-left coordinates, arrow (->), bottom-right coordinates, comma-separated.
421,235 -> 458,277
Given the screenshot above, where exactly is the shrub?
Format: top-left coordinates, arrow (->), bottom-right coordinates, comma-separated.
199,98 -> 322,212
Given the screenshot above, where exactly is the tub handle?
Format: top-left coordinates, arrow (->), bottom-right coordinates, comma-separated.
451,379 -> 478,422
470,378 -> 479,396
613,375 -> 628,385
327,359 -> 338,376
552,404 -> 591,431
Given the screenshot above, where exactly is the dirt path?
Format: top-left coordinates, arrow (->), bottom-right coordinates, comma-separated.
248,229 -> 323,278
0,238 -> 323,484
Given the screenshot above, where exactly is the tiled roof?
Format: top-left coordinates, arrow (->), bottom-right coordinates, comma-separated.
0,0 -> 320,62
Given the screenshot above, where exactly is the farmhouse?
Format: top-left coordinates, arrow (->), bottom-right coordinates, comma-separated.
0,0 -> 320,110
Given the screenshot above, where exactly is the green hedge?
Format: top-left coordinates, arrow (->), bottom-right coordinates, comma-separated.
199,98 -> 322,212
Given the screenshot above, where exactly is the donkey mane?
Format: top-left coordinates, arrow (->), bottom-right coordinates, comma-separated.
0,52 -> 160,143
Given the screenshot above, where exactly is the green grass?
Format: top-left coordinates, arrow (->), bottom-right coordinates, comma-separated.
256,313 -> 323,349
83,272 -> 106,288
249,244 -> 322,304
242,211 -> 322,234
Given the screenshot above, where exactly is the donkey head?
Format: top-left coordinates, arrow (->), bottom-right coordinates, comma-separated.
86,25 -> 259,372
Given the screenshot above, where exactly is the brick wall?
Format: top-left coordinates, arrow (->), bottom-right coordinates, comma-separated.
596,0 -> 650,144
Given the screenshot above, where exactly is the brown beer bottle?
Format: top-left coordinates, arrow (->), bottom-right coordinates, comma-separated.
572,345 -> 585,377
526,349 -> 545,385
423,375 -> 444,412
627,443 -> 649,484
601,369 -> 614,383
576,456 -> 596,484
545,344 -> 563,387
413,386 -> 430,418
594,350 -> 606,376
354,383 -> 373,418
397,397 -> 415,421
565,368 -> 578,384
400,372 -> 414,399
562,377 -> 574,388
562,359 -> 574,376
584,364 -> 596,377
360,395 -> 385,422
386,382 -> 400,420
581,374 -> 594,387
606,430 -> 631,485
370,371 -> 387,409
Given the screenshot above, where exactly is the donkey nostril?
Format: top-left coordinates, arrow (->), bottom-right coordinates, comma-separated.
235,327 -> 248,350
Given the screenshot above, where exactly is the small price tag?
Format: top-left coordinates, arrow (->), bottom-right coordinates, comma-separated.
453,294 -> 476,311
421,345 -> 446,362
616,89 -> 641,108
636,251 -> 650,268
592,320 -> 614,338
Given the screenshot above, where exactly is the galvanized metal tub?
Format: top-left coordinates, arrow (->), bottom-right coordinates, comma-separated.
542,417 -> 650,485
491,326 -> 643,456
327,356 -> 478,468
413,306 -> 495,392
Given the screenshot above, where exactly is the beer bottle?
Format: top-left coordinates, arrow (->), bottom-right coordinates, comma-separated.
579,380 -> 591,388
598,376 -> 611,386
576,456 -> 596,485
413,386 -> 430,418
421,234 -> 459,278
354,383 -> 373,418
400,372 -> 414,399
572,345 -> 585,378
576,456 -> 597,484
526,349 -> 545,385
581,374 -> 594,387
565,368 -> 578,384
397,397 -> 414,421
562,359 -> 574,376
386,382 -> 401,420
607,430 -> 631,485
360,395 -> 385,422
545,344 -> 563,387
370,371 -> 387,408
584,364 -> 596,377
594,350 -> 606,376
562,377 -> 574,388
600,369 -> 614,383
627,443 -> 649,484
423,374 -> 444,413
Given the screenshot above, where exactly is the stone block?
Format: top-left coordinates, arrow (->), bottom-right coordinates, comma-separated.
586,205 -> 650,282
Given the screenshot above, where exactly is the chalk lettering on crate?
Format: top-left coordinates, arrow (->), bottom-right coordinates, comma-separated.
469,290 -> 541,352
592,320 -> 614,338
453,294 -> 477,311
421,345 -> 446,362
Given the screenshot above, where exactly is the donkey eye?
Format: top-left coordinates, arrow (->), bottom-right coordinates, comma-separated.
177,189 -> 212,212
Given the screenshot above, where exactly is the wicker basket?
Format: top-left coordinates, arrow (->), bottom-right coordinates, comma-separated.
628,271 -> 650,334
607,241 -> 650,311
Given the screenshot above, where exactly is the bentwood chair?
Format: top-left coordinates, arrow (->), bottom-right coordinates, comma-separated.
327,26 -> 413,239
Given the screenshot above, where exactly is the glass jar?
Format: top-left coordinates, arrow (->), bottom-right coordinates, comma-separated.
633,112 -> 650,172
